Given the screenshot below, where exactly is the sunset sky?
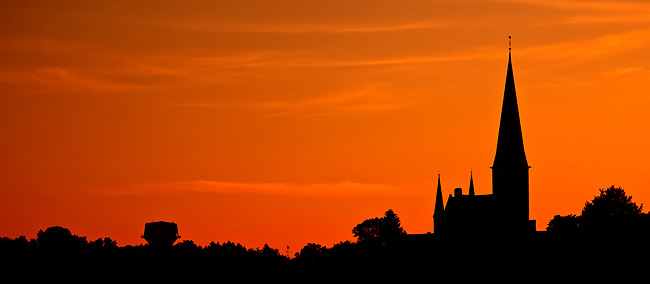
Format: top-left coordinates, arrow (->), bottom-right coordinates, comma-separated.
2,0 -> 650,255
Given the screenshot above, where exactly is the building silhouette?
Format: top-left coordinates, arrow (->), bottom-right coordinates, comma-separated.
142,221 -> 181,247
434,42 -> 536,236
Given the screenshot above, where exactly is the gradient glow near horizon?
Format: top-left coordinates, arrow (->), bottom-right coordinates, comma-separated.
1,0 -> 650,253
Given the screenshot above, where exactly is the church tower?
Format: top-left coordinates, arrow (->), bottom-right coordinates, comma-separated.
491,37 -> 531,232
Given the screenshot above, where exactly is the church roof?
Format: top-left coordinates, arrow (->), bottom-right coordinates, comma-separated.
444,194 -> 497,218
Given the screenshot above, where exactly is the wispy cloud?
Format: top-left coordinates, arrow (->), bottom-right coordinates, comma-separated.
547,14 -> 650,25
602,66 -> 648,79
258,86 -> 411,115
519,28 -> 650,60
99,180 -> 408,197
138,19 -> 447,34
495,0 -> 650,11
145,47 -> 500,73
0,67 -> 135,92
164,84 -> 413,116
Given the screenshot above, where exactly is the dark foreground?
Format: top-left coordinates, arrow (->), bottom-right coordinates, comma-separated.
1,232 -> 648,281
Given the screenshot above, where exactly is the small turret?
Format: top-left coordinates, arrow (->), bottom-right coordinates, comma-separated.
469,171 -> 475,197
433,174 -> 445,233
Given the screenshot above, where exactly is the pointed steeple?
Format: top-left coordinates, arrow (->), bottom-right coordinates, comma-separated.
434,174 -> 444,217
469,171 -> 475,197
493,36 -> 529,169
491,36 -> 531,231
433,173 -> 445,234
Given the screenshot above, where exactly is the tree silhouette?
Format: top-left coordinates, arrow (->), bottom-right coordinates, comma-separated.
259,244 -> 281,258
546,214 -> 580,233
381,209 -> 406,245
352,217 -> 383,243
295,243 -> 325,261
89,237 -> 118,250
36,226 -> 87,250
352,209 -> 406,245
102,237 -> 118,249
175,239 -> 200,251
547,186 -> 644,233
580,186 -> 644,233
582,185 -> 643,218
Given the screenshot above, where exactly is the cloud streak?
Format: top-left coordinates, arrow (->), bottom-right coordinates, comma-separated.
518,28 -> 650,61
163,84 -> 414,116
99,180 -> 409,197
497,0 -> 650,11
136,19 -> 447,34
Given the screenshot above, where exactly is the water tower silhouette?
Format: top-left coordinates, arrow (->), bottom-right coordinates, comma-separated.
141,221 -> 181,247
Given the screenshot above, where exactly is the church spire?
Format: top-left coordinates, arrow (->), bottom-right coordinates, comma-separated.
469,171 -> 475,197
433,173 -> 445,233
491,36 -> 531,231
493,36 -> 528,169
434,174 -> 444,217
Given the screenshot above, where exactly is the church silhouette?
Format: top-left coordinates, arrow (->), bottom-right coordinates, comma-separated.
433,39 -> 536,236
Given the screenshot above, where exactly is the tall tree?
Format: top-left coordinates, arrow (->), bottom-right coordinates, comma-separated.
381,209 -> 406,244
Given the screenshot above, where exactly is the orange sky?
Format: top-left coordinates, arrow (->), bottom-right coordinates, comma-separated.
1,0 -> 650,255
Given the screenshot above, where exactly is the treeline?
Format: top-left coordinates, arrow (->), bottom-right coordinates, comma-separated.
0,226 -> 289,273
546,185 -> 648,235
2,186 -> 650,278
